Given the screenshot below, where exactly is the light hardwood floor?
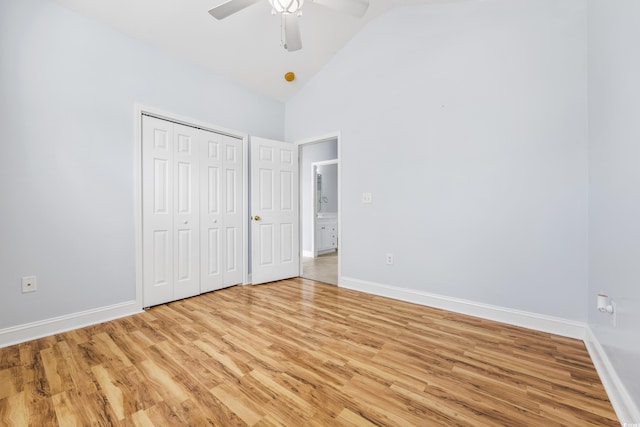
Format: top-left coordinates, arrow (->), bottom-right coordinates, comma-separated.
0,278 -> 618,426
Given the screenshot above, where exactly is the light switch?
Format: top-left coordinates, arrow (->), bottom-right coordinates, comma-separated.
362,192 -> 372,204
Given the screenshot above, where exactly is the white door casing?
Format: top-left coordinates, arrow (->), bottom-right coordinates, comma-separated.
251,137 -> 300,284
296,133 -> 341,285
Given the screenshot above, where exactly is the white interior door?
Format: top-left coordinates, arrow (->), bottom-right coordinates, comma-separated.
251,137 -> 299,284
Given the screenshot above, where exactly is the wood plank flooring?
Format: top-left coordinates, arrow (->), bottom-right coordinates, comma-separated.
0,278 -> 618,426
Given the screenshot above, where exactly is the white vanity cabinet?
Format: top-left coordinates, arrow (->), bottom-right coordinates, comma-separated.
315,218 -> 337,255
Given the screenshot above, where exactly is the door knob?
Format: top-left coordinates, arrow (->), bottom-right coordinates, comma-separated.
253,215 -> 261,221
183,221 -> 188,225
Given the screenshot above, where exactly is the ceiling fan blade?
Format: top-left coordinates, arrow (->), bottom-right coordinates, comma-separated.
310,0 -> 369,18
283,13 -> 302,52
208,0 -> 262,20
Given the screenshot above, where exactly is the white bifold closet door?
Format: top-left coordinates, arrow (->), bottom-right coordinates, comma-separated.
200,130 -> 243,293
142,115 -> 243,307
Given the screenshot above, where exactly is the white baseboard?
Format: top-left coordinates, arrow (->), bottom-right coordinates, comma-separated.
318,248 -> 337,256
339,276 -> 585,339
302,249 -> 337,258
0,301 -> 141,349
584,327 -> 640,425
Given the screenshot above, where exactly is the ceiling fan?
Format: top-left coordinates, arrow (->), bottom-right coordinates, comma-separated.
208,0 -> 370,52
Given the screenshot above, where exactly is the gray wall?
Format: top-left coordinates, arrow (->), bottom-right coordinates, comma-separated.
0,0 -> 284,329
588,0 -> 640,409
286,0 -> 589,320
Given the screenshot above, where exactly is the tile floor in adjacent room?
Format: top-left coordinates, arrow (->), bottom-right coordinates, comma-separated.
302,251 -> 338,285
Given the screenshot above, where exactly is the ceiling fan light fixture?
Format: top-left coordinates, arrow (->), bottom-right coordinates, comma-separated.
208,0 -> 369,52
269,0 -> 304,14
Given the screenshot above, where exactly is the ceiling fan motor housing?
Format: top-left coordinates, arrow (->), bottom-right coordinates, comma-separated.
270,0 -> 304,14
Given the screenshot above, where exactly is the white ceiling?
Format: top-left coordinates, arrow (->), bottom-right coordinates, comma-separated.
54,0 -> 451,102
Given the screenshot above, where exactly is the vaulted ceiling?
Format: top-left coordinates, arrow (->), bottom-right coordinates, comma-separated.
54,0 -> 451,102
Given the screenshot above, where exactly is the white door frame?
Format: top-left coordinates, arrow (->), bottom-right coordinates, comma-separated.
296,132 -> 342,284
134,104 -> 250,309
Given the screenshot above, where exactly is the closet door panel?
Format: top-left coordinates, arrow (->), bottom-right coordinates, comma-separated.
142,116 -> 174,306
222,136 -> 244,286
200,132 -> 224,292
172,124 -> 200,300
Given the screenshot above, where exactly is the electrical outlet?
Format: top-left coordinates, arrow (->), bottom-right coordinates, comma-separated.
22,276 -> 37,293
362,192 -> 373,204
385,253 -> 394,265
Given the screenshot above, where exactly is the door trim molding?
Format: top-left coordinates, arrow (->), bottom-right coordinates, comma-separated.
296,132 -> 342,280
134,105 -> 250,309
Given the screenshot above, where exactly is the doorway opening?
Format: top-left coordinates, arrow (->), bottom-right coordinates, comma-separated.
298,135 -> 340,285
